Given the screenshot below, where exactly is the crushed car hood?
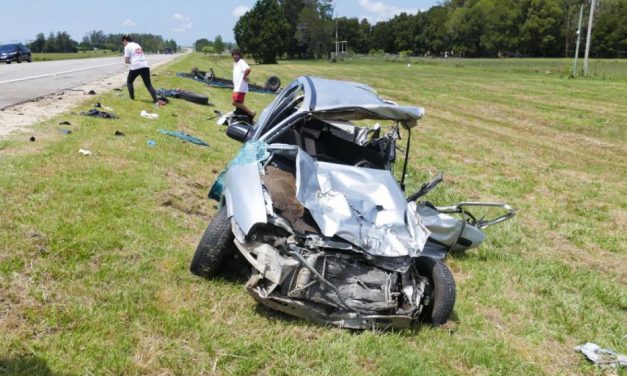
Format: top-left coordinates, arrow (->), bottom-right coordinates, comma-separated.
295,148 -> 430,268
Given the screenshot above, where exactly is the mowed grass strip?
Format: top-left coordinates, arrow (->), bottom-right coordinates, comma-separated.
0,54 -> 625,375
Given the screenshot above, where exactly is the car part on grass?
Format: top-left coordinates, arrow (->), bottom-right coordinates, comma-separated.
576,342 -> 627,368
156,88 -> 181,98
81,109 -> 117,119
140,110 -> 159,120
158,129 -> 209,147
178,90 -> 211,106
191,76 -> 515,329
178,68 -> 282,94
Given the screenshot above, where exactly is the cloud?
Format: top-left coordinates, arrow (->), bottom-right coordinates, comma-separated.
358,0 -> 418,21
122,19 -> 136,27
233,5 -> 251,17
172,12 -> 193,32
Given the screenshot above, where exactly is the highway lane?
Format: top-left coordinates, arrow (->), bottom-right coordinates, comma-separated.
0,53 -> 180,109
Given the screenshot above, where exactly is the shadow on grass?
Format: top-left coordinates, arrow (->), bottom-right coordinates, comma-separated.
0,355 -> 72,376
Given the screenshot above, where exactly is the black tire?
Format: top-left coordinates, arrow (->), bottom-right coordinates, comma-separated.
179,90 -> 209,105
265,76 -> 281,91
416,256 -> 456,325
27,55 -> 32,63
190,206 -> 236,279
16,54 -> 22,64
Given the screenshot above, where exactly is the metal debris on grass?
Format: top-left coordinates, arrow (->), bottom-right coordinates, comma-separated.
576,342 -> 627,368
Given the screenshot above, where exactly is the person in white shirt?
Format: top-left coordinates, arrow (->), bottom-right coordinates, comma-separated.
231,49 -> 255,119
122,35 -> 157,103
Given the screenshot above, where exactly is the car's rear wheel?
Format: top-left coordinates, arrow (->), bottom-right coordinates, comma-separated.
16,54 -> 22,63
27,55 -> 32,63
416,256 -> 456,325
190,206 -> 236,279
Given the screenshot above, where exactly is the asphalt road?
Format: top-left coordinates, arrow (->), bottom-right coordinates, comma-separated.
0,53 -> 180,109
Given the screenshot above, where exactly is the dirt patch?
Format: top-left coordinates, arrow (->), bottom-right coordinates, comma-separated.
158,170 -> 212,220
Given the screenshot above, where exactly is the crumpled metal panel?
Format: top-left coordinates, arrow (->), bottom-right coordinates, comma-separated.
223,162 -> 267,236
416,202 -> 485,252
295,149 -> 430,261
304,77 -> 424,127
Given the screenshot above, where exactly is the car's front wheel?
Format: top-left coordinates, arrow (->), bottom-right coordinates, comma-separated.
416,256 -> 456,325
16,54 -> 21,63
190,206 -> 236,279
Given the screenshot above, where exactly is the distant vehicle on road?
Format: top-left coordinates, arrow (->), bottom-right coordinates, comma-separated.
164,48 -> 173,55
0,43 -> 32,64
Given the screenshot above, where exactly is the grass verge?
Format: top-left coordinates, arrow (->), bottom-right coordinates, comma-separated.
0,54 -> 625,375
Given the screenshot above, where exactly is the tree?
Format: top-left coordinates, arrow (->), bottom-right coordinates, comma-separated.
195,38 -> 211,52
336,17 -> 369,54
520,0 -> 563,56
213,35 -> 225,54
295,3 -> 333,58
591,0 -> 627,57
43,32 -> 57,53
29,33 -> 46,53
418,6 -> 449,55
280,0 -> 307,58
234,0 -> 291,63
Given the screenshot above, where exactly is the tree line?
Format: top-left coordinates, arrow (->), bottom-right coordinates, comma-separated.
193,35 -> 236,54
233,0 -> 626,63
28,31 -> 178,53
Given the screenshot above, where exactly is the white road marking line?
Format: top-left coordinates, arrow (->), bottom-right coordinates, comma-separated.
0,62 -> 125,85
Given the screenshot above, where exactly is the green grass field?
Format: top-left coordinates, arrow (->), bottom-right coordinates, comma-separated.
1,54 -> 625,375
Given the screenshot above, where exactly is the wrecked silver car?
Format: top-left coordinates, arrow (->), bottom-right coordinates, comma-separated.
191,76 -> 515,329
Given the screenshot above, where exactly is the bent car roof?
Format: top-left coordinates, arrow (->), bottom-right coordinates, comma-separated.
299,76 -> 424,124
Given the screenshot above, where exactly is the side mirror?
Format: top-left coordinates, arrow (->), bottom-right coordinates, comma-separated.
226,122 -> 251,143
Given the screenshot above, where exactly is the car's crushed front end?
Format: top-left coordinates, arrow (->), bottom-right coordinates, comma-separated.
215,141 -> 433,328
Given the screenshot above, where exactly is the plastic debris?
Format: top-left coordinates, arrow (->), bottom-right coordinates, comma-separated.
60,129 -> 72,134
158,129 -> 209,147
59,121 -> 71,125
86,90 -> 96,95
29,136 -> 35,142
575,342 -> 627,368
140,110 -> 159,120
147,140 -> 157,147
81,109 -> 118,119
78,149 -> 92,156
114,130 -> 125,137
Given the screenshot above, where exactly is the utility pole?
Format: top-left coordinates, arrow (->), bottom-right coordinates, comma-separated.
336,17 -> 339,60
583,0 -> 597,76
572,4 -> 584,77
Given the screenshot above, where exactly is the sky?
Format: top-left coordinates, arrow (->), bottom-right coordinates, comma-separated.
3,0 -> 439,46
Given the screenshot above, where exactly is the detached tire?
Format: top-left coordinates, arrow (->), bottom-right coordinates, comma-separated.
190,206 -> 236,279
416,256 -> 456,325
179,90 -> 209,105
265,76 -> 281,92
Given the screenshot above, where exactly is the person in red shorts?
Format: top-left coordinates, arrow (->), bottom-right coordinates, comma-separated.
231,49 -> 255,119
